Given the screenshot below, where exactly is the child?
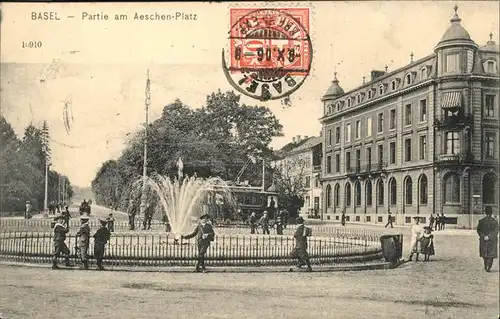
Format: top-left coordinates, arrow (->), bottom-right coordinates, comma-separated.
106,213 -> 115,232
420,226 -> 435,261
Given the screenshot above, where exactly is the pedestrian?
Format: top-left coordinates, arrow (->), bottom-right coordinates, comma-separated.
290,216 -> 312,272
385,212 -> 393,228
25,201 -> 32,219
420,227 -> 435,262
76,215 -> 91,270
61,206 -> 71,227
282,210 -> 289,229
127,199 -> 136,230
476,207 -> 499,272
341,211 -> 346,226
408,217 -> 423,261
93,218 -> 111,270
106,213 -> 115,232
259,211 -> 270,235
428,213 -> 435,230
181,213 -> 215,273
434,214 -> 440,231
51,214 -> 71,269
249,212 -> 258,234
440,213 -> 446,230
142,203 -> 153,230
275,215 -> 284,235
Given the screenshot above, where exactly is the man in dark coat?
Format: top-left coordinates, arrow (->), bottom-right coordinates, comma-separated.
61,206 -> 71,227
440,213 -> 446,230
259,211 -> 270,235
477,207 -> 499,272
385,212 -> 393,228
52,215 -> 71,269
76,215 -> 91,269
142,203 -> 153,230
127,199 -> 137,230
182,214 -> 215,272
275,215 -> 284,235
341,211 -> 346,226
291,216 -> 312,272
93,218 -> 111,270
249,212 -> 258,234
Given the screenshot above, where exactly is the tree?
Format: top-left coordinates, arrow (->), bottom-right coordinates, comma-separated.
272,154 -> 309,219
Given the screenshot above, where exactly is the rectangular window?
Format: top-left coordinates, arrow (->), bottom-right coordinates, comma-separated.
335,154 -> 340,172
485,132 -> 495,158
366,147 -> 372,169
446,53 -> 460,73
420,99 -> 427,122
366,117 -> 372,137
327,129 -> 332,146
390,109 -> 396,129
377,113 -> 384,133
485,95 -> 496,118
345,124 -> 351,142
404,139 -> 412,162
390,142 -> 396,164
378,144 -> 384,164
419,135 -> 427,160
355,120 -> 361,139
315,178 -> 320,188
345,152 -> 351,171
326,155 -> 332,174
404,104 -> 412,126
355,149 -> 361,171
445,132 -> 460,155
335,127 -> 340,144
305,176 -> 311,188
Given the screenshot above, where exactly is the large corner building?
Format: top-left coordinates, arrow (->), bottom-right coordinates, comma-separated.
319,7 -> 499,228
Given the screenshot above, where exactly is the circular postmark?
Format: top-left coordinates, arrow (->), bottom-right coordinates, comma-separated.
222,8 -> 313,101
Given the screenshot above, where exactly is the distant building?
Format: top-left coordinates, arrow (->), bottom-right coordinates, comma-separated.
320,6 -> 499,228
274,135 -> 323,217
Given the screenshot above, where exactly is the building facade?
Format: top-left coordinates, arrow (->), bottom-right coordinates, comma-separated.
274,136 -> 323,217
320,7 -> 499,228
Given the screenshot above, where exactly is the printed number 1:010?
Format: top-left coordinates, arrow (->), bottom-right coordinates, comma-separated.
22,41 -> 43,48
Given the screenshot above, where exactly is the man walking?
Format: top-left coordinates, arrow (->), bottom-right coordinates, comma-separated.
93,218 -> 111,270
291,216 -> 312,272
182,214 -> 215,272
385,212 -> 394,228
259,211 -> 270,235
477,207 -> 499,272
51,214 -> 71,269
249,212 -> 258,234
76,215 -> 90,270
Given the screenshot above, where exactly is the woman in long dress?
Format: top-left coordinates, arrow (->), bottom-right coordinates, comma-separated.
408,217 -> 423,261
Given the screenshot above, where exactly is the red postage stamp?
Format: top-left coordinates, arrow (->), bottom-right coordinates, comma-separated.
222,8 -> 313,101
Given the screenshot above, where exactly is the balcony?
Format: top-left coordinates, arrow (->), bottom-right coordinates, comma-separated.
434,113 -> 473,130
436,152 -> 474,164
346,161 -> 388,178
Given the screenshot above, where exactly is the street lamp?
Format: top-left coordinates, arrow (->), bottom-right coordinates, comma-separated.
44,162 -> 51,215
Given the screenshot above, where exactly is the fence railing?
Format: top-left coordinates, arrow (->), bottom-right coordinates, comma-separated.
0,228 -> 385,267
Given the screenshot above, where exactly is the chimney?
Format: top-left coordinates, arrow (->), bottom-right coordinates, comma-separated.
292,137 -> 296,143
371,70 -> 386,81
304,135 -> 309,139
297,135 -> 301,141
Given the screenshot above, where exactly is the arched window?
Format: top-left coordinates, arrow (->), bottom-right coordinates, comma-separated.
419,174 -> 428,205
483,173 -> 497,204
326,184 -> 332,207
389,178 -> 397,205
347,98 -> 352,107
405,176 -> 413,205
366,180 -> 373,206
355,181 -> 361,206
420,67 -> 427,79
391,80 -> 398,91
483,60 -> 497,74
334,183 -> 340,207
443,173 -> 460,203
378,85 -> 384,95
367,90 -> 373,99
345,182 -> 352,207
405,73 -> 412,85
377,179 -> 384,205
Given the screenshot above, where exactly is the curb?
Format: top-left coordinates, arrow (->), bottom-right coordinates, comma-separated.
0,260 -> 396,273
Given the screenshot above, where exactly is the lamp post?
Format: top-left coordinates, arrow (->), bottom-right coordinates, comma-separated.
140,69 -> 151,216
43,161 -> 51,214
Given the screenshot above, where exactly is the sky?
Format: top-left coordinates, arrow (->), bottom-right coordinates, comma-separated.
1,1 -> 499,187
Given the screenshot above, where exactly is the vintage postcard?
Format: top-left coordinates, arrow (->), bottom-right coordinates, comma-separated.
1,2 -> 499,319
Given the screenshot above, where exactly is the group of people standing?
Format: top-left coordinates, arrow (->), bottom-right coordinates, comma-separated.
126,199 -> 155,231
248,210 -> 288,235
52,212 -> 112,271
428,213 -> 447,231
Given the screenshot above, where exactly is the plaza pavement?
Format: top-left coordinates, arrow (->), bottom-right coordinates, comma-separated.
0,213 -> 498,319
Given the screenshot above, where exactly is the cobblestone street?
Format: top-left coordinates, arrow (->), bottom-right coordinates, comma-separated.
0,227 -> 498,319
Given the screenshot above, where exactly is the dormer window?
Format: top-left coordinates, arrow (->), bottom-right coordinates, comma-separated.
367,89 -> 373,99
378,85 -> 384,95
335,102 -> 341,112
390,79 -> 400,91
405,73 -> 413,85
420,67 -> 427,79
347,98 -> 352,107
483,60 -> 498,74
